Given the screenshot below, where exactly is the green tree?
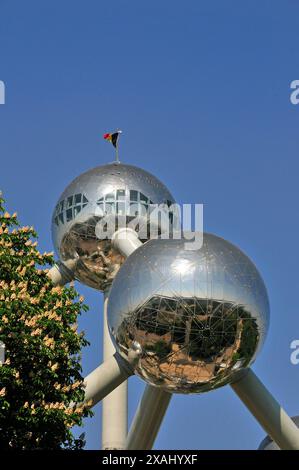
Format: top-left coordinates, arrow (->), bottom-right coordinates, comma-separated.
0,196 -> 92,449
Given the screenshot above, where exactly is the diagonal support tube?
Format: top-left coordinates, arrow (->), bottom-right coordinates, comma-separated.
126,385 -> 172,450
83,352 -> 134,408
47,259 -> 76,286
231,368 -> 299,450
79,343 -> 142,409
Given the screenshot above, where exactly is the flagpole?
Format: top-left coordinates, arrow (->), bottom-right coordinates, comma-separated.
116,142 -> 119,163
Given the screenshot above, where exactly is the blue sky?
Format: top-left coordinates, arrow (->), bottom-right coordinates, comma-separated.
1,0 -> 299,449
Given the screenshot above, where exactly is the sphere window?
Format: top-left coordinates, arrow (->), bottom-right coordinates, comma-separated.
106,202 -> 115,214
117,189 -> 125,200
130,190 -> 138,202
105,192 -> 115,202
66,208 -> 73,222
140,193 -> 148,204
73,206 -> 81,217
129,203 -> 139,217
75,194 -> 82,204
117,202 -> 126,215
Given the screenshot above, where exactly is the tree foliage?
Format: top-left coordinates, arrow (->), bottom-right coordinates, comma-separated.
0,196 -> 92,449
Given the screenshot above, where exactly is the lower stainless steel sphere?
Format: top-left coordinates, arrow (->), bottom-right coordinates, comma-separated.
107,234 -> 270,394
51,163 -> 176,291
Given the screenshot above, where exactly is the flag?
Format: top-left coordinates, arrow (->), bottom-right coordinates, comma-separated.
103,130 -> 122,148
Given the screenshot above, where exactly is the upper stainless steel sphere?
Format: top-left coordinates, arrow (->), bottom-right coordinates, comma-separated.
258,416 -> 299,450
107,233 -> 270,394
51,163 -> 175,291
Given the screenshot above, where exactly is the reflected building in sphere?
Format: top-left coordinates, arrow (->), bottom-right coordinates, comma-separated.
108,233 -> 270,394
51,163 -> 176,291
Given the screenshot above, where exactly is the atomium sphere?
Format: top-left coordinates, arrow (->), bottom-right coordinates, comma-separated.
258,416 -> 299,450
107,234 -> 270,394
51,163 -> 176,291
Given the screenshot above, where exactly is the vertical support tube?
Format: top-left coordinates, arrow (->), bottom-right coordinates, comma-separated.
112,227 -> 143,258
231,368 -> 299,450
126,385 -> 172,450
102,292 -> 128,450
112,228 -> 172,450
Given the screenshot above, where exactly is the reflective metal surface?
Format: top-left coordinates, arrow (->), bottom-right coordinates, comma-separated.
51,163 -> 175,291
108,234 -> 270,394
258,416 -> 299,450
